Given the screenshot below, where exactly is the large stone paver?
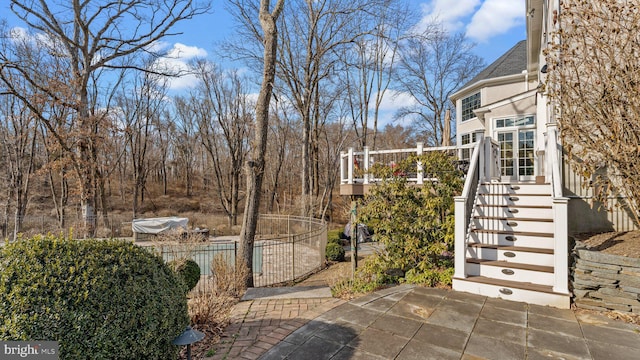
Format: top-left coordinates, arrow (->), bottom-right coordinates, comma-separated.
206,285 -> 640,360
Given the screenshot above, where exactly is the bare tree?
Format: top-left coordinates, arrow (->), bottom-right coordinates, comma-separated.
191,61 -> 251,227
119,69 -> 169,218
0,0 -> 210,236
394,30 -> 484,146
318,114 -> 351,221
545,0 -> 640,225
238,0 -> 285,288
341,0 -> 413,149
172,97 -> 199,197
227,0 -> 378,216
277,0 -> 378,215
265,97 -> 293,213
0,88 -> 38,238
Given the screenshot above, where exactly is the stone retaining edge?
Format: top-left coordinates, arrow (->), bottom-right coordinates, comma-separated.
572,240 -> 640,313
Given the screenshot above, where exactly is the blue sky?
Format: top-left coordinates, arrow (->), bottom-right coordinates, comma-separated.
1,1 -> 525,124
166,0 -> 526,90
2,1 -> 525,87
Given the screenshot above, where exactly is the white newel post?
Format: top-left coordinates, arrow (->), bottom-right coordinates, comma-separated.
478,138 -> 489,182
544,128 -> 553,184
553,197 -> 570,294
416,142 -> 424,185
476,132 -> 487,181
482,139 -> 490,182
347,147 -> 354,185
363,146 -> 370,184
454,196 -> 467,279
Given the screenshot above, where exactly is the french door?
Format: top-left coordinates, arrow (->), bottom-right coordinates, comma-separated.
497,129 -> 535,181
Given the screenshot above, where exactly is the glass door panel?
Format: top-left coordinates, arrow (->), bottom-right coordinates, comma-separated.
498,132 -> 515,178
518,130 -> 535,179
498,130 -> 536,181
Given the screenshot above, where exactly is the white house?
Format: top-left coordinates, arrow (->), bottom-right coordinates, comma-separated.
450,0 -> 637,308
340,0 -> 638,309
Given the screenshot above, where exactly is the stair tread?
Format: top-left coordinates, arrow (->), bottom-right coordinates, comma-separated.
481,182 -> 550,185
466,258 -> 554,273
477,193 -> 551,197
454,275 -> 563,295
476,204 -> 552,209
473,216 -> 554,222
468,243 -> 553,254
472,229 -> 554,238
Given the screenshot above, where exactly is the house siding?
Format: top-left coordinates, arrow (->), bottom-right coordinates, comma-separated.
563,157 -> 639,234
484,81 -> 529,105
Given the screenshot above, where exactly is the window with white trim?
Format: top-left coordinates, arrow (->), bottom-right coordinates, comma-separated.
461,92 -> 481,121
495,115 -> 535,128
460,132 -> 479,160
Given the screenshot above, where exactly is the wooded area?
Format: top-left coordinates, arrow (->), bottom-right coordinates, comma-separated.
0,0 -> 483,239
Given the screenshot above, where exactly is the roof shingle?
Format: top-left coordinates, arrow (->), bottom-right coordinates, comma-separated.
462,40 -> 527,90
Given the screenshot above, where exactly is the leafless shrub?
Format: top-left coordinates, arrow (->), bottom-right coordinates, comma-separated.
189,255 -> 248,325
545,0 -> 640,225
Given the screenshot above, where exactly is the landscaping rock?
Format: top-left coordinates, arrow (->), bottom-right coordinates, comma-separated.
576,249 -> 640,267
575,259 -> 622,272
572,245 -> 640,313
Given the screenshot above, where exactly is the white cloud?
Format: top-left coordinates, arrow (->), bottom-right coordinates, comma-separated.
416,0 -> 480,33
152,43 -> 208,90
365,90 -> 419,127
8,26 -> 29,41
415,0 -> 525,43
373,90 -> 418,113
145,40 -> 171,53
465,0 -> 525,42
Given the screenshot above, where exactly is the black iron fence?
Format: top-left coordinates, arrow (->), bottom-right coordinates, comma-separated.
158,214 -> 327,290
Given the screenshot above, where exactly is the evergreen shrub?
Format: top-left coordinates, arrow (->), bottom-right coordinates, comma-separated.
171,258 -> 201,292
0,235 -> 189,359
327,229 -> 344,245
325,242 -> 345,262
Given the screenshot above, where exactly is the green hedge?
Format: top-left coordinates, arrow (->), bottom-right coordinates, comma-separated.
0,235 -> 189,359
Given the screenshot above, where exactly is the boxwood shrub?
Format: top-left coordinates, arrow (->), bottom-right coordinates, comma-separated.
170,258 -> 201,292
0,235 -> 189,359
325,242 -> 345,262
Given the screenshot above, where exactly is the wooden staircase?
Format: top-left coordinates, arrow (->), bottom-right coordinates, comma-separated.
453,182 -> 570,308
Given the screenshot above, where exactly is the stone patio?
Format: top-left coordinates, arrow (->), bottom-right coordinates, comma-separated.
206,285 -> 640,360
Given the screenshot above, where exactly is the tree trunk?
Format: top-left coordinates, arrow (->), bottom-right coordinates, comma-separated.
239,0 -> 285,288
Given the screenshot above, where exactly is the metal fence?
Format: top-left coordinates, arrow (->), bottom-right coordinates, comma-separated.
158,214 -> 327,290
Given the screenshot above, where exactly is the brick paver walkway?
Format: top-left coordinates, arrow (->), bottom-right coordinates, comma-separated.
207,297 -> 345,360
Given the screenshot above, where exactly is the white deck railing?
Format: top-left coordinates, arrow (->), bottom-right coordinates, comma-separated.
453,138 -> 483,279
340,142 -> 476,185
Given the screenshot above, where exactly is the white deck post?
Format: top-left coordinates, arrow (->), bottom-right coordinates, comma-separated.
544,128 -> 553,184
553,197 -> 570,294
416,142 -> 424,185
454,196 -> 467,279
363,146 -> 370,184
340,152 -> 346,183
474,131 -> 486,181
347,147 -> 354,185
